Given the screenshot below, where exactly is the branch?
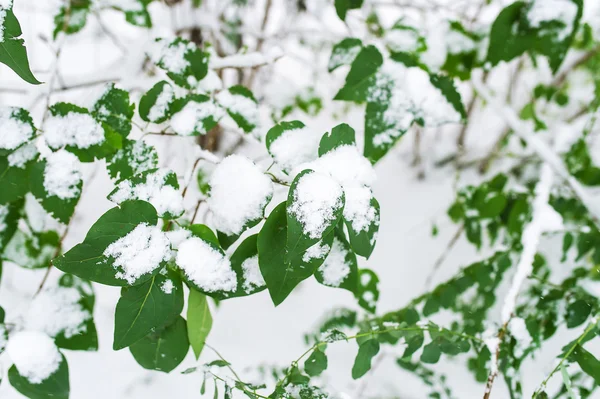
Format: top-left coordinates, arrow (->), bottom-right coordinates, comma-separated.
471,72 -> 600,227
483,163 -> 556,398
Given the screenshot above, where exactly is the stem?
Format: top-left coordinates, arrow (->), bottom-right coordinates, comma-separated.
425,224 -> 465,289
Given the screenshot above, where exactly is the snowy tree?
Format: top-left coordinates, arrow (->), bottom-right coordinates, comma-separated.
0,0 -> 600,398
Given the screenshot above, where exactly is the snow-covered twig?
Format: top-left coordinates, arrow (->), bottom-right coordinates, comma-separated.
483,163 -> 560,398
211,48 -> 284,70
471,72 -> 600,227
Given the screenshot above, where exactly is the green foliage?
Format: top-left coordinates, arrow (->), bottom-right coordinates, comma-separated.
54,201 -> 161,286
351,338 -> 380,379
8,354 -> 69,399
187,289 -> 212,359
334,0 -> 364,21
113,271 -> 184,350
129,316 -> 189,373
0,6 -> 41,84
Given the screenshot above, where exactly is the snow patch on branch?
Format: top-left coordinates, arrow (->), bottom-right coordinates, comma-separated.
211,47 -> 283,69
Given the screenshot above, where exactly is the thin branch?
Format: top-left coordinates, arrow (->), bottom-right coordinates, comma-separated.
425,224 -> 465,289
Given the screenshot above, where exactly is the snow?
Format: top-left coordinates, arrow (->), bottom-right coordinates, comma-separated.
25,286 -> 91,338
367,61 -> 461,147
296,145 -> 376,187
8,143 -> 38,168
269,126 -> 320,173
165,228 -> 191,249
288,171 -> 344,239
0,0 -> 12,43
176,237 -> 237,293
0,204 -> 8,232
110,140 -> 158,179
147,84 -> 174,122
160,279 -> 175,294
302,241 -> 331,262
207,155 -> 273,236
343,184 -> 378,232
0,107 -> 34,150
103,223 -> 170,285
43,150 -> 82,200
170,100 -> 225,136
109,169 -> 184,218
6,331 -> 62,384
44,111 -> 104,149
508,317 -> 532,357
216,90 -> 259,130
501,164 -> 554,323
385,29 -> 420,53
241,255 -> 265,293
211,47 -> 283,69
328,43 -> 361,70
196,70 -> 223,92
446,27 -> 476,54
527,0 -> 578,41
150,38 -> 195,74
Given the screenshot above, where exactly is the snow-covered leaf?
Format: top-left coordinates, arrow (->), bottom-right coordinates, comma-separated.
106,139 -> 159,182
286,170 -> 344,262
53,1 -> 90,38
139,81 -> 175,124
0,107 -> 35,154
216,85 -> 259,133
53,200 -> 167,286
334,0 -> 363,21
151,37 -> 209,89
334,45 -> 383,103
318,123 -> 356,156
344,193 -> 379,258
169,95 -> 224,136
3,229 -> 59,269
29,151 -> 82,224
328,38 -> 362,72
92,84 -> 135,138
227,234 -> 267,298
315,228 -> 358,294
108,168 -> 183,219
266,120 -> 320,174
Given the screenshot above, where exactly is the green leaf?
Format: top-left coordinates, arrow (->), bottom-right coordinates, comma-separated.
53,1 -> 91,38
286,170 -> 345,261
351,338 -> 380,379
217,85 -> 259,133
228,234 -> 267,298
108,168 -> 183,219
328,38 -> 362,72
486,2 -> 533,67
304,347 -> 328,377
334,45 -> 383,103
429,74 -> 467,120
258,202 -> 329,306
106,139 -> 159,182
345,196 -> 379,259
113,271 -> 184,350
420,341 -> 442,364
115,0 -> 152,28
187,289 -> 212,359
0,154 -> 34,204
565,139 -> 600,186
129,316 -> 189,373
0,8 -> 42,84
0,200 -> 21,251
153,37 -> 209,89
169,94 -> 223,136
319,123 -> 356,156
8,354 -> 69,399
571,344 -> 600,385
139,81 -> 175,124
29,158 -> 82,224
334,0 -> 364,21
53,200 -> 162,286
566,300 -> 592,328
92,84 -> 135,137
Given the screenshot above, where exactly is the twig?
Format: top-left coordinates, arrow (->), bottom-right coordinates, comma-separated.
425,224 -> 465,289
